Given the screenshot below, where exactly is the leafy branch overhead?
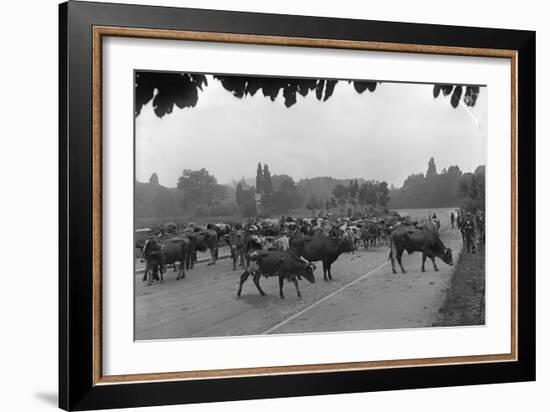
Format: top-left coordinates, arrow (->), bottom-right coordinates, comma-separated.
135,72 -> 378,117
433,84 -> 480,108
135,71 -> 480,118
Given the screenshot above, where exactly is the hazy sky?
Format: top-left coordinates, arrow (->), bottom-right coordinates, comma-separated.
135,74 -> 486,188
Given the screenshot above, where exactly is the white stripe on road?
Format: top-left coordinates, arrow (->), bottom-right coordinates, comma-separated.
262,260 -> 389,335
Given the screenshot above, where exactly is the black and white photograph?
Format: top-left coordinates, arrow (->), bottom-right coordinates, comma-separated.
134,71 -> 487,340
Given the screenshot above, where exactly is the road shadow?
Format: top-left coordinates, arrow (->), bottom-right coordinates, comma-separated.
237,294 -> 281,307
34,392 -> 57,407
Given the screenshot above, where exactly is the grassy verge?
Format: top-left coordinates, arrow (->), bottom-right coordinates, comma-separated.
433,248 -> 485,327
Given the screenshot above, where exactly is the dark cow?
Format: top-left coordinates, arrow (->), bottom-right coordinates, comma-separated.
389,228 -> 453,274
143,237 -> 191,282
376,221 -> 390,246
237,250 -> 316,299
360,223 -> 379,248
290,236 -> 355,281
166,237 -> 192,279
208,223 -> 232,240
187,229 -> 218,267
162,241 -> 184,272
145,250 -> 166,286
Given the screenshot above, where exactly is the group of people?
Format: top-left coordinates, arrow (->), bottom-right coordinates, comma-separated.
450,209 -> 485,253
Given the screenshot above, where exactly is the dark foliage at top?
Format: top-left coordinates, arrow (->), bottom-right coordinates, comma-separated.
433,84 -> 480,109
135,72 -> 208,117
135,72 -> 481,118
135,72 -> 377,117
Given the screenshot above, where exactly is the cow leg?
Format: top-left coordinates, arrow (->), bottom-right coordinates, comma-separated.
278,275 -> 285,299
152,267 -> 159,281
207,247 -> 217,265
146,265 -> 154,286
430,256 -> 439,271
239,250 -> 245,267
253,273 -> 266,296
421,253 -> 427,272
396,251 -> 406,273
326,261 -> 333,280
177,261 -> 185,280
231,247 -> 237,271
172,263 -> 177,272
192,250 -> 197,268
142,267 -> 148,282
237,270 -> 250,297
389,249 -> 397,274
322,261 -> 328,281
159,266 -> 164,283
291,277 -> 301,298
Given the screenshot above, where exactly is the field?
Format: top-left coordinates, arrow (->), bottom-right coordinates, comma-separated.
134,207 -> 480,340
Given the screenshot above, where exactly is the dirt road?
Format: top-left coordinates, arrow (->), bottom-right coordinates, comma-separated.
135,208 -> 461,340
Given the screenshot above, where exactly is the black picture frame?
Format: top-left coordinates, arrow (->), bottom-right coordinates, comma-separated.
59,1 -> 536,410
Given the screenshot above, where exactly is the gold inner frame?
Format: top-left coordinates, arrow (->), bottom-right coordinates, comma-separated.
92,26 -> 518,386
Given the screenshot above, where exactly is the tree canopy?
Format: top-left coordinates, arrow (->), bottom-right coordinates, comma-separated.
269,177 -> 303,213
176,168 -> 227,209
388,158 -> 484,209
458,165 -> 485,212
331,179 -> 390,215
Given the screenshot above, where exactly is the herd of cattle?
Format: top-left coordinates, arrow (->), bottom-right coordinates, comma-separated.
137,211 -> 485,299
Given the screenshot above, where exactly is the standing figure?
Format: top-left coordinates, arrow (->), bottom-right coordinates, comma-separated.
450,211 -> 455,229
461,215 -> 476,254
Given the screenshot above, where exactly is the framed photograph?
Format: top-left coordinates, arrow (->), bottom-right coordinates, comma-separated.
59,1 -> 535,410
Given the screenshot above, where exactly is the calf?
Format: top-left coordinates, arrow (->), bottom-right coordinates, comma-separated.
237,250 -> 316,299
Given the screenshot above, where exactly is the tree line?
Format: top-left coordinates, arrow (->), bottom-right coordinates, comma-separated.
236,163 -> 304,217
136,169 -> 236,219
388,157 -> 485,211
136,158 -> 485,220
